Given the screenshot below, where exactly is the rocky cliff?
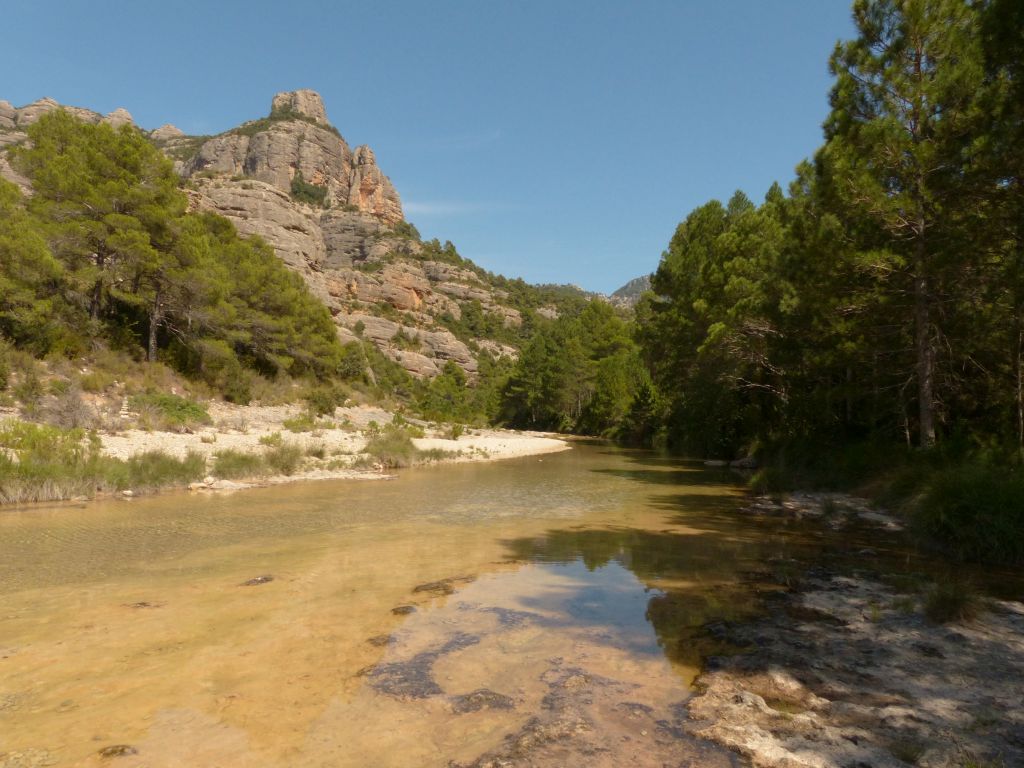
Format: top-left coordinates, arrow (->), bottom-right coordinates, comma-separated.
1,91 -> 532,380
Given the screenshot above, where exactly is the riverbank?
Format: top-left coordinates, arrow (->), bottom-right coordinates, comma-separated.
684,492 -> 1024,768
0,401 -> 570,505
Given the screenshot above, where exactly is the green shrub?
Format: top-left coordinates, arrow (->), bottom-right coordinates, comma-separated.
283,414 -> 316,432
80,370 -> 114,393
913,465 -> 1024,565
259,431 -> 283,447
363,427 -> 418,468
290,171 -> 328,207
0,422 -> 205,503
119,450 -> 206,490
924,579 -> 982,624
306,443 -> 327,459
304,384 -> 347,416
129,393 -> 210,430
213,449 -> 266,479
264,442 -> 304,475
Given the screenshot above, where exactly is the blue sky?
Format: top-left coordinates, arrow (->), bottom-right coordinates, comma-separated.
2,1 -> 854,293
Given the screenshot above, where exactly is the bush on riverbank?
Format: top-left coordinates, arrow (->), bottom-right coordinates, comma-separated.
362,426 -> 418,468
0,420 -> 207,503
129,393 -> 211,431
749,441 -> 1024,566
914,466 -> 1024,566
213,449 -> 267,479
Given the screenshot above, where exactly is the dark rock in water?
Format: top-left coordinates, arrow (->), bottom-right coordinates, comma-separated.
391,605 -> 416,615
367,634 -> 393,647
241,575 -> 274,586
99,744 -> 138,758
450,688 -> 515,713
124,601 -> 161,609
412,579 -> 456,596
412,575 -> 475,596
365,632 -> 480,700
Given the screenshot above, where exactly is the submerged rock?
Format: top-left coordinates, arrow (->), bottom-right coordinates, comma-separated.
241,575 -> 274,586
450,688 -> 515,714
364,632 -> 480,700
98,744 -> 137,758
391,605 -> 416,615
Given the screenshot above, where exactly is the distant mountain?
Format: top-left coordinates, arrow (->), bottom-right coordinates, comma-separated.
609,275 -> 652,307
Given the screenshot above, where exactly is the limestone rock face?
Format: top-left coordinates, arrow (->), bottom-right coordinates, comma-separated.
242,122 -> 353,203
104,107 -> 134,127
271,89 -> 327,124
349,146 -> 403,223
151,124 -> 184,141
319,209 -> 390,269
0,100 -> 16,130
181,90 -> 401,225
189,179 -> 326,273
13,98 -> 103,127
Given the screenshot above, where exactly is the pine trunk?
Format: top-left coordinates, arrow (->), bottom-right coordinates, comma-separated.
148,284 -> 162,363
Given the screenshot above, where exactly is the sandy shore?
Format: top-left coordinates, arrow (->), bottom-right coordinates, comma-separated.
96,401 -> 570,492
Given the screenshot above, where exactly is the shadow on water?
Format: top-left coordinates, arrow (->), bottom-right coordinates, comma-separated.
497,447 -> 1005,678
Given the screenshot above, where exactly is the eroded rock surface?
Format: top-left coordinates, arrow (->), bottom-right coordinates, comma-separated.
687,574 -> 1024,768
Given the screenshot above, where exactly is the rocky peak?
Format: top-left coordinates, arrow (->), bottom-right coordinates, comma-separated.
104,107 -> 134,127
271,89 -> 328,124
150,124 -> 184,141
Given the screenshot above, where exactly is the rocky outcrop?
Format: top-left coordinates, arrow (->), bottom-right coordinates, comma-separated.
104,107 -> 134,127
150,124 -> 184,142
0,100 -> 16,130
271,89 -> 328,124
349,146 -> 403,223
188,179 -> 327,272
182,90 -> 401,224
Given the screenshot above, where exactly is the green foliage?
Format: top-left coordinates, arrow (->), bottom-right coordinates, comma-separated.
117,450 -> 206,490
264,441 -> 304,475
502,300 -> 644,434
128,393 -> 210,429
259,431 -> 283,447
363,425 -> 418,468
1,111 -> 349,401
304,383 -> 347,416
213,449 -> 266,479
924,579 -> 982,624
282,414 -> 316,432
290,171 -> 328,207
0,420 -> 204,503
914,466 -> 1024,565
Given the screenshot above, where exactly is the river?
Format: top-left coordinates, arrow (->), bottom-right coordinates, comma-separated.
0,442 -> 936,767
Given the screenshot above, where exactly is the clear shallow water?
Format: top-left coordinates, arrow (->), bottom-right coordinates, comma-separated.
0,443 -> 939,767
